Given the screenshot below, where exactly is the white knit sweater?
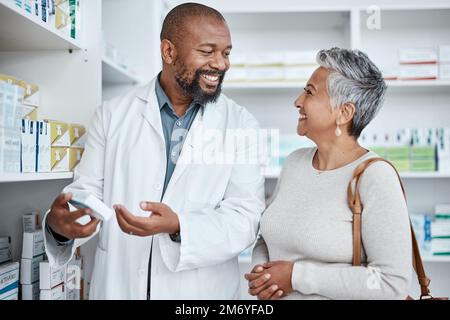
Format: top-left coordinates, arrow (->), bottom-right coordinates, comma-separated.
252,147 -> 412,300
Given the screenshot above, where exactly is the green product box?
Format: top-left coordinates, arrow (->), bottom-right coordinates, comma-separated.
390,159 -> 411,172
410,146 -> 435,160
370,146 -> 387,158
410,159 -> 436,171
386,147 -> 410,160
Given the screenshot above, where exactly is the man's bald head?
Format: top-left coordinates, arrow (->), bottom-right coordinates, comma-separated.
160,2 -> 226,44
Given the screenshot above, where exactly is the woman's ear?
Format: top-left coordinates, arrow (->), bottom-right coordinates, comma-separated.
161,39 -> 176,65
337,102 -> 356,125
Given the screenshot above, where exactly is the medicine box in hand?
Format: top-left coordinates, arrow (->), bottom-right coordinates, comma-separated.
69,191 -> 113,222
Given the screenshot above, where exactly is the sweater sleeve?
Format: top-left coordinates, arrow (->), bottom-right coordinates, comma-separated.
251,235 -> 269,267
291,161 -> 413,299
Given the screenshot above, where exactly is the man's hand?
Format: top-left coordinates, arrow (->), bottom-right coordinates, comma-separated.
47,193 -> 100,240
245,261 -> 294,300
114,201 -> 180,236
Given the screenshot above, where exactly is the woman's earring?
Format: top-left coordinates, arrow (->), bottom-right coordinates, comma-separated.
335,124 -> 342,137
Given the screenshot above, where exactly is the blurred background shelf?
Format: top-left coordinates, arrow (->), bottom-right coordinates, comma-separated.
423,255 -> 450,263
0,172 -> 74,183
223,80 -> 450,91
263,167 -> 450,179
0,0 -> 82,51
102,56 -> 145,85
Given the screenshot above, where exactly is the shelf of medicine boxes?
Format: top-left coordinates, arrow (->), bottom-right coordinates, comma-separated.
0,0 -> 82,51
102,56 -> 145,85
0,172 -> 74,183
223,80 -> 450,91
263,167 -> 450,180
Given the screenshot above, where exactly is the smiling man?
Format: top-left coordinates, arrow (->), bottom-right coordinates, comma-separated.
42,3 -> 265,299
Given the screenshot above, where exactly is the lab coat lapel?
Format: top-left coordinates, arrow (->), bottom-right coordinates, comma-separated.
137,79 -> 165,142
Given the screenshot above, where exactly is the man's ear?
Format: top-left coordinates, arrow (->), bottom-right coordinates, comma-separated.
337,102 -> 356,126
161,39 -> 176,65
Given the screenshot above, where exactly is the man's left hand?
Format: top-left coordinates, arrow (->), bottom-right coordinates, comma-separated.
114,201 -> 180,236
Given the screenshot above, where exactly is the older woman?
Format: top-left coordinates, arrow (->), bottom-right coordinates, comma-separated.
245,47 -> 412,300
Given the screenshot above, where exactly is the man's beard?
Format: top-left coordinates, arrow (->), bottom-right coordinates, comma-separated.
174,63 -> 225,105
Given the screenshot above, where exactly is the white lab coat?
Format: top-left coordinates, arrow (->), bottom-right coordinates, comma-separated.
43,77 -> 265,299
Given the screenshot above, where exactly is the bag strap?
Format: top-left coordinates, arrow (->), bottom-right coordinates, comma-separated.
347,157 -> 432,299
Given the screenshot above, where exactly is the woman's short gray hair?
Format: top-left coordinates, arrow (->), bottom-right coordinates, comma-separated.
316,47 -> 387,137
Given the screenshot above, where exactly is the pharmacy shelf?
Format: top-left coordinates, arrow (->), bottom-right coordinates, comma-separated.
387,80 -> 450,87
0,172 -> 74,183
223,81 -> 305,90
102,56 -> 145,85
263,167 -> 450,180
0,0 -> 82,51
223,80 -> 450,91
423,256 -> 450,263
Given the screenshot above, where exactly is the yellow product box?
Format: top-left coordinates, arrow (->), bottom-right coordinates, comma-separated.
51,147 -> 84,172
0,74 -> 18,85
21,105 -> 38,121
69,124 -> 86,147
47,120 -> 70,146
55,0 -> 70,37
17,80 -> 40,107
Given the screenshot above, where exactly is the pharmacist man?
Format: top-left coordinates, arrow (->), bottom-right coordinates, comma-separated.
43,3 -> 265,299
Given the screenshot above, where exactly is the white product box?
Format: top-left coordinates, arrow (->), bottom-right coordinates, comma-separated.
66,255 -> 82,283
283,50 -> 318,66
23,0 -> 33,13
247,52 -> 284,66
284,65 -> 318,81
230,52 -> 248,66
21,119 -> 37,173
399,48 -> 438,64
431,238 -> 450,255
23,212 -> 40,233
381,67 -> 399,80
0,236 -> 12,264
65,284 -> 80,300
439,45 -> 450,63
431,219 -> 450,238
22,229 -> 45,259
0,81 -> 24,129
0,287 -> 18,300
0,127 -> 21,174
435,203 -> 450,216
246,67 -> 285,81
40,0 -> 50,24
37,121 -> 51,172
21,282 -> 40,300
69,0 -> 81,40
20,254 -> 45,284
225,67 -> 248,82
40,282 -> 65,300
39,261 -> 66,290
437,129 -> 450,173
399,64 -> 438,80
69,190 -> 114,222
439,63 -> 450,80
0,262 -> 20,299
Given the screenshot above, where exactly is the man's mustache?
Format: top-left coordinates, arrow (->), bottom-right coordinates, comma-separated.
198,69 -> 226,77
